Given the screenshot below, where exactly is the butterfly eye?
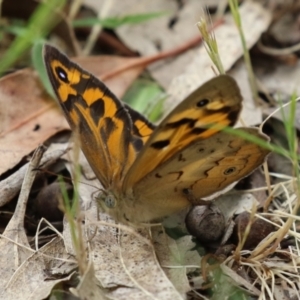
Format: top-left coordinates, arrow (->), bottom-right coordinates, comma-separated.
95,191 -> 116,209
55,66 -> 69,83
223,167 -> 236,175
182,188 -> 191,195
196,99 -> 209,107
105,194 -> 116,208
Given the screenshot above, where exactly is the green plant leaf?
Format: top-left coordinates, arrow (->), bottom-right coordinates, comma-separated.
73,11 -> 167,28
0,0 -> 66,75
122,78 -> 165,122
31,40 -> 55,98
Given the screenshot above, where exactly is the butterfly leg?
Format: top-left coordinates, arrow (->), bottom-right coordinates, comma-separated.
182,188 -> 210,206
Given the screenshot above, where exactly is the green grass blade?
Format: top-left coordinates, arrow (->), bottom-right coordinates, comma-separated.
72,11 -> 167,28
122,78 -> 165,122
31,40 -> 56,98
228,0 -> 258,101
0,0 -> 66,75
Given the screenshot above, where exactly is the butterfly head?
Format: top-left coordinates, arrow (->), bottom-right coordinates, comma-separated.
95,188 -> 156,225
96,189 -> 117,209
96,189 -> 131,224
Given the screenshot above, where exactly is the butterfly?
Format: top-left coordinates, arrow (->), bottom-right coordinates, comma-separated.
43,44 -> 270,224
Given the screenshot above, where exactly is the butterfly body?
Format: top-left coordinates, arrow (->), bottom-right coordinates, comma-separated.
43,45 -> 270,224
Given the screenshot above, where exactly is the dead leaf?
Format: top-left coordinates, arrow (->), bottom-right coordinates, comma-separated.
71,262 -> 107,300
74,55 -> 145,98
215,192 -> 259,222
0,69 -> 68,176
0,143 -> 69,207
229,60 -> 265,125
220,263 -> 261,296
153,229 -> 199,296
0,146 -> 45,291
167,1 -> 271,121
1,238 -> 76,300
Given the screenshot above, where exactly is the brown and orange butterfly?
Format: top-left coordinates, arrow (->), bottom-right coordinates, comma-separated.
43,45 -> 269,224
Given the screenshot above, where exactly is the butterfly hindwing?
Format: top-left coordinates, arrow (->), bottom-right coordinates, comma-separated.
131,128 -> 269,217
124,103 -> 156,152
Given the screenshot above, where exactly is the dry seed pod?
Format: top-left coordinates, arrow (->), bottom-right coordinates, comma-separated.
185,204 -> 225,242
36,181 -> 73,222
233,211 -> 275,249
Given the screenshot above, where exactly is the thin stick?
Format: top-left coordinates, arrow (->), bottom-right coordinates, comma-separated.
100,19 -> 223,81
14,145 -> 46,219
83,0 -> 114,55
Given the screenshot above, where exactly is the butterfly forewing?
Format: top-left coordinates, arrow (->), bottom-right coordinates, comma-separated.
43,45 -> 152,188
124,75 -> 242,189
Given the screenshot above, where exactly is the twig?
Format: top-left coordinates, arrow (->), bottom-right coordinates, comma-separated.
258,39 -> 300,56
13,145 -> 47,219
100,19 -> 223,81
83,0 -> 114,55
0,145 -> 69,206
